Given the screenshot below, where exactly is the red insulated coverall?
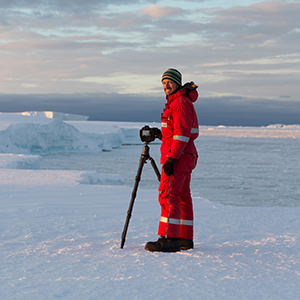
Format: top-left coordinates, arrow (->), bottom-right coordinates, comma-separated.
158,85 -> 199,240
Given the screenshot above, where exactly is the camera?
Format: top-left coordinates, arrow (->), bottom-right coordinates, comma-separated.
140,125 -> 157,143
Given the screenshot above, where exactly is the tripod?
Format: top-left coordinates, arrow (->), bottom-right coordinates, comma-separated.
120,142 -> 161,249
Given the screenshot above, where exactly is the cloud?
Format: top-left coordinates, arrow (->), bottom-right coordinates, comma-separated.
139,5 -> 183,19
195,95 -> 300,126
0,0 -> 299,118
210,1 -> 300,39
0,92 -> 163,122
0,0 -> 143,12
1,92 -> 300,126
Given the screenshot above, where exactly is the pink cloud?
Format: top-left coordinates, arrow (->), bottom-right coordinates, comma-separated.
139,5 -> 182,19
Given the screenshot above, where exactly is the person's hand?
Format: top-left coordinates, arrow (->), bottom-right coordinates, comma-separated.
152,127 -> 162,140
163,157 -> 176,176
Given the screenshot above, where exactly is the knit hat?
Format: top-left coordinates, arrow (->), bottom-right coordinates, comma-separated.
161,68 -> 182,86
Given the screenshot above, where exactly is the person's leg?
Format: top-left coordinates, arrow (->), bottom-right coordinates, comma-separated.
157,170 -> 186,238
179,172 -> 193,240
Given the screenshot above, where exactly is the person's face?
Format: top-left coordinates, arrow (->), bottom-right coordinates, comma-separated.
162,79 -> 179,96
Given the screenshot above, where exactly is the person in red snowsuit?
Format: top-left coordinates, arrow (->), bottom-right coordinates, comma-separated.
145,68 -> 199,252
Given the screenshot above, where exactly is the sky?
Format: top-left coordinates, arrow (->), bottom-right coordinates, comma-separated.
0,0 -> 299,125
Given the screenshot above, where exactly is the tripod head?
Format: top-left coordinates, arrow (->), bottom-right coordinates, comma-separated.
141,141 -> 151,158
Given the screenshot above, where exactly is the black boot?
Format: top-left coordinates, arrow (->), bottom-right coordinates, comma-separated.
179,238 -> 194,250
145,237 -> 181,252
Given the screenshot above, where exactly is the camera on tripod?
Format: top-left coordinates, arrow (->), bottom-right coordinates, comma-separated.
140,125 -> 157,143
121,125 -> 161,248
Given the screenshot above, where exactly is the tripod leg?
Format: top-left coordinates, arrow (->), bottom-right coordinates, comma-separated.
120,156 -> 146,248
150,157 -> 161,182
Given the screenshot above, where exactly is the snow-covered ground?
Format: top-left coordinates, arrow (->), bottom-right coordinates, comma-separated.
0,112 -> 299,299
